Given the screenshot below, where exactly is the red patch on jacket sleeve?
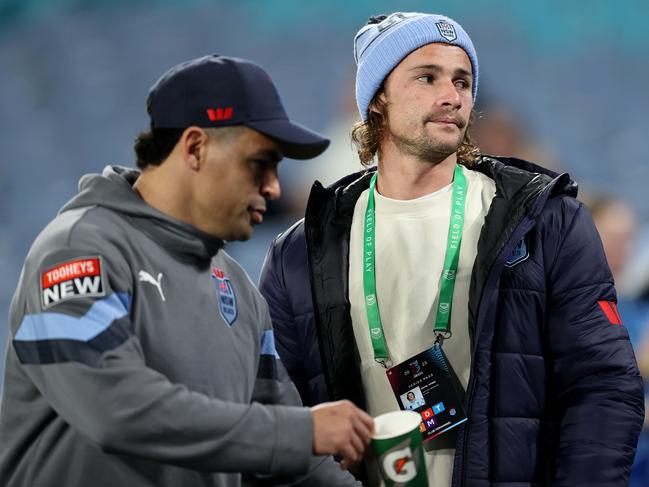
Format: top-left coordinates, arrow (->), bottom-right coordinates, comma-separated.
598,300 -> 622,325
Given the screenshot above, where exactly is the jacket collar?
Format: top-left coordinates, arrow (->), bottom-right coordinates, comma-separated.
308,156 -> 576,219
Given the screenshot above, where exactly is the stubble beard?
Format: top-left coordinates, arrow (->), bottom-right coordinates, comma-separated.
390,126 -> 465,166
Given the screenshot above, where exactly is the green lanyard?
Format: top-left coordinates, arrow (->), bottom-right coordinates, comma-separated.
363,164 -> 467,367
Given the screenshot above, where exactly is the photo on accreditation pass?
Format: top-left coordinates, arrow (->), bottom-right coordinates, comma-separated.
400,387 -> 425,410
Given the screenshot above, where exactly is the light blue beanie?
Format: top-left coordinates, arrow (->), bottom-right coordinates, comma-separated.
354,12 -> 479,121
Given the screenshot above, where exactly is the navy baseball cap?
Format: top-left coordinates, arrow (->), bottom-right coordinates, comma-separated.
147,54 -> 330,160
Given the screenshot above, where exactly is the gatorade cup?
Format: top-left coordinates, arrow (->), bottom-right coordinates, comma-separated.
372,410 -> 428,486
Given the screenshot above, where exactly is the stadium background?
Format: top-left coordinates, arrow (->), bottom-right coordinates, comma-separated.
1,2 -> 648,468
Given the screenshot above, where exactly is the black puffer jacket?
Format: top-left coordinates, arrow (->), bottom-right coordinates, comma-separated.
260,157 -> 644,486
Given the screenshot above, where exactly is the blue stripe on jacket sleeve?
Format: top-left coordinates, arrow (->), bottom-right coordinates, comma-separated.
15,293 -> 131,342
260,329 -> 280,358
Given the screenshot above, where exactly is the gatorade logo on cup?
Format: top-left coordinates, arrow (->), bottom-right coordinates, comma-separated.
383,447 -> 417,482
373,411 -> 427,486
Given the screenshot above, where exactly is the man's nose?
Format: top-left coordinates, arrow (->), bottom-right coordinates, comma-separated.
261,168 -> 281,200
437,79 -> 462,109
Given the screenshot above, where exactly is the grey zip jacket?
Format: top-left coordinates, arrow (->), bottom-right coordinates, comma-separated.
0,166 -> 358,487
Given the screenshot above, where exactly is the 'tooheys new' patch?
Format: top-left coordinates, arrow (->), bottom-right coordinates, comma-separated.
41,256 -> 105,309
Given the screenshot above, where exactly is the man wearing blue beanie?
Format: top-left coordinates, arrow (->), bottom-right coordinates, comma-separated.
261,12 -> 643,486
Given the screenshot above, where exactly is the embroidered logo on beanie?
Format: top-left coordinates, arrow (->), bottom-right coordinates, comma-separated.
435,20 -> 457,41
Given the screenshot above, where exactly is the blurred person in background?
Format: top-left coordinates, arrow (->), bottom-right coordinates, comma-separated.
588,194 -> 649,487
470,101 -> 558,171
287,82 -> 365,214
0,55 -> 373,487
589,195 -> 637,287
260,11 -> 644,486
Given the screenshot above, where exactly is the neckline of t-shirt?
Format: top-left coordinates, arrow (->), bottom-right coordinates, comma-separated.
370,180 -> 453,217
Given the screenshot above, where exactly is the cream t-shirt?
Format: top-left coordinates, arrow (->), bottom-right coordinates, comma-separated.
348,165 -> 496,486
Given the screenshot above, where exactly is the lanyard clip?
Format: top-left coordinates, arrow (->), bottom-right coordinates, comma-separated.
435,331 -> 452,346
375,358 -> 393,369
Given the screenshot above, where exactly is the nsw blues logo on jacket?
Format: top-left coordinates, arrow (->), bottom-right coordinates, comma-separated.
505,236 -> 529,268
212,268 -> 237,326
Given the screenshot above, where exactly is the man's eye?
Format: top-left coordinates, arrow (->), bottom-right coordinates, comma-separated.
417,75 -> 434,84
251,159 -> 269,169
250,159 -> 275,182
455,79 -> 470,89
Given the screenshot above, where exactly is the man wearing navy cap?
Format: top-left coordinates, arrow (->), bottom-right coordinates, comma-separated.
0,55 -> 372,487
260,12 -> 644,486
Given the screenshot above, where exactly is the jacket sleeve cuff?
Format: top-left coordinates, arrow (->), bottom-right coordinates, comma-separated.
270,405 -> 313,475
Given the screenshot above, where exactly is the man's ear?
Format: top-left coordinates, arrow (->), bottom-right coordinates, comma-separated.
181,126 -> 208,171
369,91 -> 387,115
